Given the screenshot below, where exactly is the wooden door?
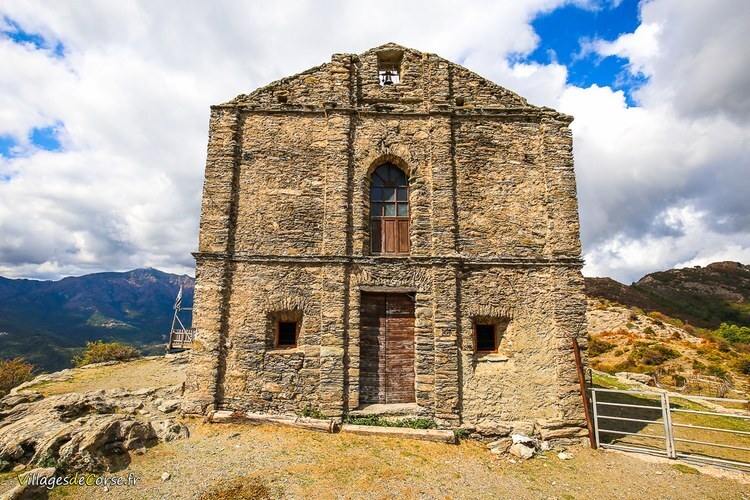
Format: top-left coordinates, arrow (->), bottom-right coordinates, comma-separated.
359,293 -> 416,404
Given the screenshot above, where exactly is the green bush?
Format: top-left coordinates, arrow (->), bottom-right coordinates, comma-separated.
298,406 -> 326,419
714,323 -> 750,344
732,356 -> 750,375
706,364 -> 728,378
0,358 -> 35,396
72,340 -> 141,367
588,336 -> 615,357
632,344 -> 680,366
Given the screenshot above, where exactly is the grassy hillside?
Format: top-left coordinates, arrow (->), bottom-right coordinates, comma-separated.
587,297 -> 750,397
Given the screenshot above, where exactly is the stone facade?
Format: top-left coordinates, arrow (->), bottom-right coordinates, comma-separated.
183,43 -> 588,438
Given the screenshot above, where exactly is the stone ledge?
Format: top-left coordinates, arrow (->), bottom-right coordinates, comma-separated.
349,402 -> 431,418
192,252 -> 584,267
209,410 -> 338,433
475,354 -> 510,362
340,424 -> 457,444
266,348 -> 304,356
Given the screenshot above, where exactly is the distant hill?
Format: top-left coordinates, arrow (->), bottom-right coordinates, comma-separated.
0,268 -> 194,372
585,261 -> 750,329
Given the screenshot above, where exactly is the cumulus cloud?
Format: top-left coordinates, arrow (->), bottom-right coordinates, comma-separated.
0,0 -> 748,284
0,0 -> 567,279
593,0 -> 750,122
568,0 -> 750,281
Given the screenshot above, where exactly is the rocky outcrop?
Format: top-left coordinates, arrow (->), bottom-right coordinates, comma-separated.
0,467 -> 56,500
0,384 -> 189,473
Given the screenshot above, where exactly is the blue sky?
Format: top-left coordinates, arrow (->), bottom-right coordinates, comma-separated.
524,0 -> 645,105
0,0 -> 748,282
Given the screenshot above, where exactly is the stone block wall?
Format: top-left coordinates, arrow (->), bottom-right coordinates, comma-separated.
183,43 -> 588,437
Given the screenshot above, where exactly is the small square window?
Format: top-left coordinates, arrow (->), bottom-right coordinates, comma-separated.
475,324 -> 497,353
277,321 -> 298,347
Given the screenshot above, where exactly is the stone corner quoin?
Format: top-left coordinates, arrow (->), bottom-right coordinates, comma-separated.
182,42 -> 588,440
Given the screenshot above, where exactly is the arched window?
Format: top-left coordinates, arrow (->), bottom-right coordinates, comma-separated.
370,163 -> 409,254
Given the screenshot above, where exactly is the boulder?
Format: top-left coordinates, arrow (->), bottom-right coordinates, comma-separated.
151,420 -> 190,442
157,400 -> 181,413
487,437 -> 512,455
509,442 -> 535,460
615,372 -> 653,385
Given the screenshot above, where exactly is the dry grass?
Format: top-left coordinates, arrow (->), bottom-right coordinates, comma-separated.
27,356 -> 187,396
199,476 -> 274,499
1,355 -> 747,499
41,420 -> 750,499
587,300 -> 750,396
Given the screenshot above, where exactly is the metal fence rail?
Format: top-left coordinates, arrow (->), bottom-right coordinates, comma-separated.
591,387 -> 750,472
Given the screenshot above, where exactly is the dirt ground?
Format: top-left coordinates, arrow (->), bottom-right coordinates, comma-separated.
2,357 -> 749,499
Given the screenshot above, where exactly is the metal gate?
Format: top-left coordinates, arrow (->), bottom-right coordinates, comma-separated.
591,387 -> 750,471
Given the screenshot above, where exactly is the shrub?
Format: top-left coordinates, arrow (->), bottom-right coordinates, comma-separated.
72,340 -> 141,367
588,337 -> 615,357
673,374 -> 687,387
632,344 -> 680,366
625,322 -> 634,328
613,358 -> 637,371
715,323 -> 750,344
299,406 -> 326,420
0,358 -> 35,396
716,339 -> 732,353
629,312 -> 639,322
706,364 -> 727,378
733,356 -> 750,375
643,326 -> 655,336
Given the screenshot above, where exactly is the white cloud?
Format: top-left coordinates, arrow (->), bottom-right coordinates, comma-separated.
0,0 -> 749,285
565,0 -> 750,281
604,0 -> 750,122
0,0 -> 568,279
591,22 -> 661,75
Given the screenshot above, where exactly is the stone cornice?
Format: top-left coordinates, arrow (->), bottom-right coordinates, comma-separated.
192,252 -> 583,267
209,104 -> 572,123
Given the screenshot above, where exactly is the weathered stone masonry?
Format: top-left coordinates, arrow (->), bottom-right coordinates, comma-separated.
183,43 -> 588,438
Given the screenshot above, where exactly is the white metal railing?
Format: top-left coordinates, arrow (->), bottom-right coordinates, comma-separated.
591,387 -> 750,472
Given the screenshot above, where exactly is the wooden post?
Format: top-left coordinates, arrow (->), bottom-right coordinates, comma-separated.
572,336 -> 596,449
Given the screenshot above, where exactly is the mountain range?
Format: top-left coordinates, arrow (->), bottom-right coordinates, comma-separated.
1,262 -> 748,373
0,268 -> 193,372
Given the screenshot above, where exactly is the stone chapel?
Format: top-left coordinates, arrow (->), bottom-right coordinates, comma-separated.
183,43 -> 588,439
